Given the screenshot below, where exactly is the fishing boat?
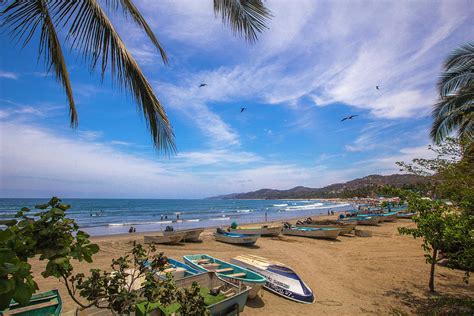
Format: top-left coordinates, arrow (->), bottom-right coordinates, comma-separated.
154,258 -> 203,281
214,228 -> 260,246
228,224 -> 282,237
282,224 -> 341,239
296,218 -> 355,235
231,254 -> 314,304
397,212 -> 415,219
341,216 -> 380,226
3,289 -> 62,315
163,228 -> 204,242
144,231 -> 186,245
183,254 -> 266,299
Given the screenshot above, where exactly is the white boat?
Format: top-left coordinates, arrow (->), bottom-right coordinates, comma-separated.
144,232 -> 185,244
231,254 -> 314,304
282,226 -> 340,239
228,225 -> 282,237
214,229 -> 260,245
163,228 -> 204,242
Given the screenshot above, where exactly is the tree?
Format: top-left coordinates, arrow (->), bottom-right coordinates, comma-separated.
0,0 -> 272,152
431,42 -> 474,144
396,138 -> 473,292
0,197 -> 208,314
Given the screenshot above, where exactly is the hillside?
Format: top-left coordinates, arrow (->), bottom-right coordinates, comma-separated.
209,174 -> 429,199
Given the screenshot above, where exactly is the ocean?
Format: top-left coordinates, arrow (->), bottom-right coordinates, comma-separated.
0,198 -> 352,236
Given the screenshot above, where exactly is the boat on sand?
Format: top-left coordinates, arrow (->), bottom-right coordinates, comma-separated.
296,218 -> 355,235
231,254 -> 314,304
163,228 -> 204,242
183,254 -> 266,299
228,224 -> 282,237
3,289 -> 62,316
214,228 -> 260,246
282,223 -> 341,239
144,231 -> 186,244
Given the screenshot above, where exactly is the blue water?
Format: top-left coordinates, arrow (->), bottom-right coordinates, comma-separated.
0,198 -> 352,236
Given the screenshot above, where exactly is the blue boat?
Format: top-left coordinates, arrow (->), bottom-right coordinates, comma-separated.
155,258 -> 204,280
183,254 -> 266,299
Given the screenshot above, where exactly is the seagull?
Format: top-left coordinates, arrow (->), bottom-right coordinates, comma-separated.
199,83 -> 207,88
240,107 -> 246,113
341,115 -> 358,122
376,85 -> 380,90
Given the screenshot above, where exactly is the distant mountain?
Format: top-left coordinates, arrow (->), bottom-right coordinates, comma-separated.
208,174 -> 429,199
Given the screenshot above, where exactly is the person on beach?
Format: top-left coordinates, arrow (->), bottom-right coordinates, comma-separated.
265,211 -> 268,222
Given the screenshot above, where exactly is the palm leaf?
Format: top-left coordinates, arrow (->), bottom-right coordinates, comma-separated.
444,42 -> 474,70
1,0 -> 77,127
105,0 -> 168,64
51,0 -> 175,153
214,0 -> 272,43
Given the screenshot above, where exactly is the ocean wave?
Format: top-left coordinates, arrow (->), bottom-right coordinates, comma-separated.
273,203 -> 288,207
236,209 -> 252,213
209,217 -> 230,221
108,220 -> 173,226
284,203 -> 324,211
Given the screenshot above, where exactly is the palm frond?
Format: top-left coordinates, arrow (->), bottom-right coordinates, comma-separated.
438,70 -> 473,97
444,42 -> 474,70
1,0 -> 77,127
106,0 -> 168,64
51,0 -> 175,153
214,0 -> 272,43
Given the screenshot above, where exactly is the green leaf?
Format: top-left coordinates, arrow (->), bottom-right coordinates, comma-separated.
0,289 -> 14,310
0,220 -> 17,227
0,230 -> 14,242
21,207 -> 30,212
13,281 -> 34,305
0,279 -> 14,295
35,203 -> 49,210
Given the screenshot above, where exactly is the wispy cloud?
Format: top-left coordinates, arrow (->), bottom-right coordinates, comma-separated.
0,71 -> 18,80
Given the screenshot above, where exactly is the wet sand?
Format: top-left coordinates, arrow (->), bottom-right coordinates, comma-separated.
30,217 -> 473,315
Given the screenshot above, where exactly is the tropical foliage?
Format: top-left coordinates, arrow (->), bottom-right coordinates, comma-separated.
396,138 -> 473,292
0,198 -> 208,314
431,42 -> 474,144
0,0 -> 271,152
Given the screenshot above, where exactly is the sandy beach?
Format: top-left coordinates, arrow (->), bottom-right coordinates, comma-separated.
30,216 -> 473,315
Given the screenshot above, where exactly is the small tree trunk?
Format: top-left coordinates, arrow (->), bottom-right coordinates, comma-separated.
429,247 -> 438,292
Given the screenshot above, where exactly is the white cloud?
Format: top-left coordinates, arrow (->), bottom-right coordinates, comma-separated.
0,71 -> 18,79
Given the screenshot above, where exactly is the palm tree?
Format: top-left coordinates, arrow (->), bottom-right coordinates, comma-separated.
431,42 -> 474,144
1,0 -> 271,153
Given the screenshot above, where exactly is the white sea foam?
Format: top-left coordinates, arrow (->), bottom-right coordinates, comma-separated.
236,209 -> 252,213
273,203 -> 288,207
209,217 -> 231,221
284,203 -> 324,211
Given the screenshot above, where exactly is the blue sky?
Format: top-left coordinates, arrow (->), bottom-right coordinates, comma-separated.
0,0 -> 473,198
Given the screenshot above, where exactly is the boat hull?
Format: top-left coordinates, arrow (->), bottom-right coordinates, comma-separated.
214,232 -> 259,245
229,225 -> 282,237
184,254 -> 266,299
4,289 -> 62,316
282,227 -> 340,239
163,228 -> 204,242
144,232 -> 185,244
296,223 -> 355,235
175,272 -> 250,315
231,255 -> 314,304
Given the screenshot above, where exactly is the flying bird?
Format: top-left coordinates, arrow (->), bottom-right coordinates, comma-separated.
240,107 -> 246,113
341,115 -> 358,122
376,85 -> 380,90
199,83 -> 207,88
